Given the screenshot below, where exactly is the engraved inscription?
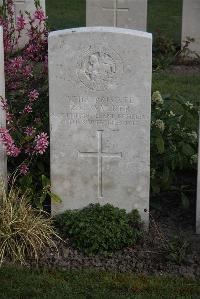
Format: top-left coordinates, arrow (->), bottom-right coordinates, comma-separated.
78,130 -> 122,198
77,45 -> 123,91
51,95 -> 148,127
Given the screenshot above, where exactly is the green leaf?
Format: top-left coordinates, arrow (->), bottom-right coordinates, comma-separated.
181,143 -> 195,157
41,175 -> 50,188
181,192 -> 190,210
48,191 -> 62,203
155,136 -> 165,154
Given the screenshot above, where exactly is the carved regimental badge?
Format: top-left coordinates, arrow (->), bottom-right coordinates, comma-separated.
77,45 -> 123,91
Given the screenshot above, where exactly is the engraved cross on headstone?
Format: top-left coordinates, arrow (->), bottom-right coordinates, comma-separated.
103,0 -> 129,27
78,130 -> 122,198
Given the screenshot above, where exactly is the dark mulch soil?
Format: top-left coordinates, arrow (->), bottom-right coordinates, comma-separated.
38,186 -> 200,279
167,64 -> 200,75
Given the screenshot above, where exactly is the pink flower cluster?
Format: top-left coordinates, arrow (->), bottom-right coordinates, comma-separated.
35,132 -> 49,155
0,128 -> 20,157
19,163 -> 29,175
28,89 -> 39,102
0,0 -> 49,177
24,126 -> 36,136
16,15 -> 26,31
34,8 -> 46,23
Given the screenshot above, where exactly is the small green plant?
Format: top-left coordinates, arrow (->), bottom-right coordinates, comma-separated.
55,203 -> 142,256
150,215 -> 189,265
0,181 -> 59,266
177,37 -> 200,64
165,235 -> 189,265
153,32 -> 177,71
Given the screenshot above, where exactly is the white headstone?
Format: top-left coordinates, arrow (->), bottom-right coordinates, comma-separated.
182,0 -> 200,55
14,0 -> 46,48
0,26 -> 6,182
86,0 -> 147,31
197,113 -> 200,234
49,27 -> 152,226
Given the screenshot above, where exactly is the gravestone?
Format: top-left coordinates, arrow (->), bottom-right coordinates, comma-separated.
197,113 -> 200,234
49,27 -> 152,226
14,0 -> 46,48
86,0 -> 147,31
0,26 -> 6,182
182,0 -> 200,55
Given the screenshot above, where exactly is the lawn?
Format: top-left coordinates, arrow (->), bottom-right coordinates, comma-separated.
46,0 -> 182,43
0,267 -> 199,299
46,0 -> 86,30
152,72 -> 200,104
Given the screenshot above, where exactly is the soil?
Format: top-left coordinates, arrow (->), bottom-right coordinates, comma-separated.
37,190 -> 200,279
167,64 -> 200,75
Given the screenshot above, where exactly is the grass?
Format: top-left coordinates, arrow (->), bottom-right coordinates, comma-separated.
153,72 -> 200,104
148,0 -> 182,44
46,0 -> 182,43
46,0 -> 85,30
0,266 -> 199,299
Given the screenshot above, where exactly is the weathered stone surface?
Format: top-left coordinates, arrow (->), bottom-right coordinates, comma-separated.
182,0 -> 200,55
86,0 -> 147,31
49,27 -> 152,226
14,0 -> 46,48
0,26 -> 6,182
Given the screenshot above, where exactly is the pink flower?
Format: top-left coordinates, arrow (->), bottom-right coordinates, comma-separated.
10,56 -> 23,69
16,15 -> 26,30
24,127 -> 36,136
35,132 -> 49,154
6,112 -> 13,123
34,9 -> 46,22
23,105 -> 33,113
0,98 -> 9,111
0,128 -> 21,157
19,164 -> 29,175
26,43 -> 37,54
22,65 -> 33,77
28,89 -> 39,102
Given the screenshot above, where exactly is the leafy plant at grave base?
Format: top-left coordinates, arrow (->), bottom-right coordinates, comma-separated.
150,215 -> 189,265
0,181 -> 59,266
165,235 -> 189,265
0,0 -> 50,206
152,32 -> 178,71
176,37 -> 200,65
55,203 -> 142,256
151,91 -> 198,207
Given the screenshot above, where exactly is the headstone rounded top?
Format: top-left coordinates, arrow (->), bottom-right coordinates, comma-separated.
49,27 -> 152,40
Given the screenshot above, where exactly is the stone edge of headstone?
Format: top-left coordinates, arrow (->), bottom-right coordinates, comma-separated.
49,27 -> 152,40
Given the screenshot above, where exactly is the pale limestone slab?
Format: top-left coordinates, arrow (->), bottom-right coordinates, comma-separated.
0,26 -> 6,182
49,27 -> 152,226
182,0 -> 200,55
86,0 -> 147,31
14,0 -> 46,48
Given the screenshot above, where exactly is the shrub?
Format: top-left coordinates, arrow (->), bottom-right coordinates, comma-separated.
151,91 -> 198,205
153,32 -> 177,70
0,182 -> 59,266
0,0 -> 49,206
55,203 -> 142,256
